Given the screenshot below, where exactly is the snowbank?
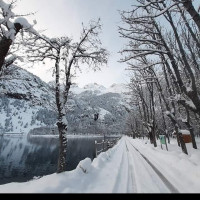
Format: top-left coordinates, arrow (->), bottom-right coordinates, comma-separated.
0,137 -> 199,193
129,138 -> 200,193
0,138 -> 124,193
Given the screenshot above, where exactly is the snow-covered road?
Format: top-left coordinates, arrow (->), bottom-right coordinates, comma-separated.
0,136 -> 199,193
124,138 -> 178,193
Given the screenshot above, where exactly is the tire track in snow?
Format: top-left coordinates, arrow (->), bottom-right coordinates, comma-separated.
125,140 -> 137,193
126,138 -> 179,193
112,139 -> 132,193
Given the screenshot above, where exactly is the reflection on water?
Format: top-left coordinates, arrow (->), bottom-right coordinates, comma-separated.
0,135 -> 101,185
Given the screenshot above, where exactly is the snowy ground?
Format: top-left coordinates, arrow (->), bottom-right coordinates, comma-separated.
0,136 -> 199,193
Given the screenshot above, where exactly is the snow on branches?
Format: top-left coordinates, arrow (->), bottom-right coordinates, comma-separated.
121,0 -> 199,153
0,0 -> 35,41
23,19 -> 108,173
0,0 -> 37,73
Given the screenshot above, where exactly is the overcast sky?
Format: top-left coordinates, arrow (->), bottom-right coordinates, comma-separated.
13,0 -> 133,87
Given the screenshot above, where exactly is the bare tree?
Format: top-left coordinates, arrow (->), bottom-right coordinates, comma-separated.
119,0 -> 200,153
26,20 -> 108,173
178,0 -> 200,31
133,0 -> 200,31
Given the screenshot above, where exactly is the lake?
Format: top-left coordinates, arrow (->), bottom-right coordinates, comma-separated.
0,135 -> 108,185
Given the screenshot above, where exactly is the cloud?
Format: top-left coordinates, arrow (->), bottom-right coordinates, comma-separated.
14,0 -> 132,87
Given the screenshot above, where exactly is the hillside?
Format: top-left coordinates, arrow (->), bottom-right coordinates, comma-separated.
0,65 -> 129,135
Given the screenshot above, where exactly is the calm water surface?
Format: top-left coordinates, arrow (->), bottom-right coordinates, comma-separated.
0,135 -> 105,185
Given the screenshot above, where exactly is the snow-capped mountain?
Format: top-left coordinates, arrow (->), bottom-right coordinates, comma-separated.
108,83 -> 128,94
0,65 -> 56,133
83,83 -> 106,92
0,65 -> 129,135
0,65 -> 55,107
71,82 -> 128,95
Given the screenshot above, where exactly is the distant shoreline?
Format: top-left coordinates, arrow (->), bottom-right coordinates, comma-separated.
1,134 -> 121,138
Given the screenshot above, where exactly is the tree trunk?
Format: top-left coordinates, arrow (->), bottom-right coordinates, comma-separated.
149,130 -> 154,144
184,107 -> 197,149
57,117 -> 68,173
164,5 -> 200,116
174,124 -> 188,154
152,123 -> 157,147
158,93 -> 170,144
149,81 -> 157,148
0,23 -> 22,73
177,132 -> 181,147
189,127 -> 197,149
178,5 -> 200,51
178,132 -> 188,155
182,0 -> 200,32
0,37 -> 12,72
55,52 -> 68,173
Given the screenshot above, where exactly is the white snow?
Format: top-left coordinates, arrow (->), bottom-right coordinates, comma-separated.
14,17 -> 32,29
1,0 -> 36,42
0,66 -> 128,135
186,86 -> 193,93
84,83 -> 106,92
0,136 -> 200,193
70,84 -> 85,95
0,98 -> 48,133
185,100 -> 196,110
71,83 -> 128,95
108,83 -> 128,94
165,111 -> 170,115
179,129 -> 190,135
98,108 -> 111,120
70,83 -> 106,95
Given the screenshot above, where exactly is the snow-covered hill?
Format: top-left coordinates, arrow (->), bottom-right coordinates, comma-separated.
0,65 -> 129,135
71,82 -> 128,96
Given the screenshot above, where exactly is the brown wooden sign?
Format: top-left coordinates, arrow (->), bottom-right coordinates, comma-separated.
182,134 -> 192,143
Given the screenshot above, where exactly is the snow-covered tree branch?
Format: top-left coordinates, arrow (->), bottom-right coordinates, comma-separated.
120,0 -> 200,154
0,0 -> 37,74
24,19 -> 108,173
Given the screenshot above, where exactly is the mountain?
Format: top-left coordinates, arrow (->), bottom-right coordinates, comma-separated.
108,83 -> 127,94
0,65 -> 56,133
0,65 -> 129,135
83,83 -> 106,92
0,65 -> 55,107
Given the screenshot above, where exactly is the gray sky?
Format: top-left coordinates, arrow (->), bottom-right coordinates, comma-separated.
14,0 -> 133,87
